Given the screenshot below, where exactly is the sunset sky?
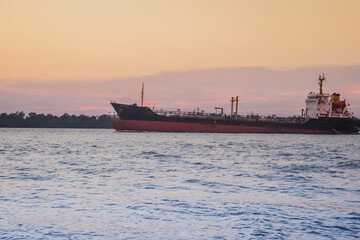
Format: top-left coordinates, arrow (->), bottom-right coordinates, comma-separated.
1,0 -> 359,116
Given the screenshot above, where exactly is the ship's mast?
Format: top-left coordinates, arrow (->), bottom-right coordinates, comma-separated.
230,96 -> 239,119
231,97 -> 234,117
141,82 -> 144,107
318,73 -> 326,95
235,96 -> 239,120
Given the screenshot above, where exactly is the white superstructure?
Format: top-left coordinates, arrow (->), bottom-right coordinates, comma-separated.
304,74 -> 353,119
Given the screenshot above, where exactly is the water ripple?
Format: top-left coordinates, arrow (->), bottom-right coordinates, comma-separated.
0,129 -> 359,239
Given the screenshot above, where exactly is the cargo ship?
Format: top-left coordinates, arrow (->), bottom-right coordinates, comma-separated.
110,75 -> 360,134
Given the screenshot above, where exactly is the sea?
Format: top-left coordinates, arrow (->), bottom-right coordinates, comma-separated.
0,128 -> 359,239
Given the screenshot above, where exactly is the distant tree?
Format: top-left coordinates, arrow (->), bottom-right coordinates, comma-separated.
0,111 -> 25,127
60,113 -> 70,119
0,111 -> 116,128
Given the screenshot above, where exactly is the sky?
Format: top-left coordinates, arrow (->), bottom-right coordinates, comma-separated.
1,0 -> 359,116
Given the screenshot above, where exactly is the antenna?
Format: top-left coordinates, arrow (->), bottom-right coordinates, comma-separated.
141,82 -> 144,107
318,73 -> 326,95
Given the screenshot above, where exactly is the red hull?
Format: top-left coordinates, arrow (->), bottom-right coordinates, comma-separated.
112,119 -> 335,134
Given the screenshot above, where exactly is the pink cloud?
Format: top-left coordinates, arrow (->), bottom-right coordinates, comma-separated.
174,99 -> 229,106
351,88 -> 360,94
252,97 -> 267,101
144,100 -> 163,105
69,106 -> 112,111
199,99 -> 229,105
343,84 -> 360,94
174,101 -> 194,106
1,65 -> 360,117
0,86 -> 55,96
32,106 -> 49,110
96,94 -> 124,99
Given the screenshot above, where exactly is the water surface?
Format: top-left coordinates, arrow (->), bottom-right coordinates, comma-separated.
0,128 -> 359,239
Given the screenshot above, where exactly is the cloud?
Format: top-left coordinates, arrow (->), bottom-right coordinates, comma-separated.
32,106 -> 49,110
1,65 -> 359,116
68,106 -> 112,112
252,97 -> 268,101
143,100 -> 163,105
346,84 -> 360,94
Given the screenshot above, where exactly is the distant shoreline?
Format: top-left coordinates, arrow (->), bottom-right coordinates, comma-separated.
0,111 -> 118,129
0,126 -> 113,129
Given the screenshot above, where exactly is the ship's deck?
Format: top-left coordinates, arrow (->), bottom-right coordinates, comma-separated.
151,108 -> 310,125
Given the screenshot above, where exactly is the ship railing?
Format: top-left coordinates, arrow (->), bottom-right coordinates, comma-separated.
328,113 -> 352,118
151,108 -> 308,123
153,108 -> 226,119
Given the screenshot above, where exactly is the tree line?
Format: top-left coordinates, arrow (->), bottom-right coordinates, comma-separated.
0,111 -> 118,128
